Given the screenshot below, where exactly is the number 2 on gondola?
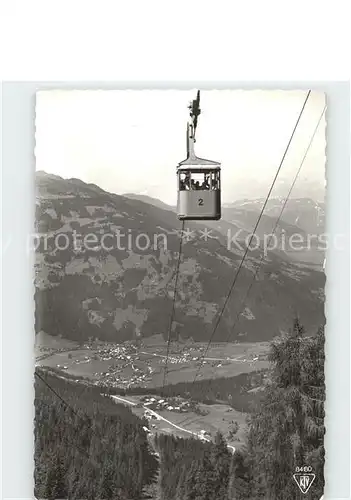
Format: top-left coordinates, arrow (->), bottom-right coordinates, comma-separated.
198,198 -> 204,206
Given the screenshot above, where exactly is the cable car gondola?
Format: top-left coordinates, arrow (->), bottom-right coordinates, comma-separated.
176,91 -> 221,221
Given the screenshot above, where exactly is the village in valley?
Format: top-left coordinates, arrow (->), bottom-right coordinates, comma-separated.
34,333 -> 267,452
141,395 -> 193,413
36,337 -> 267,391
35,332 -> 269,389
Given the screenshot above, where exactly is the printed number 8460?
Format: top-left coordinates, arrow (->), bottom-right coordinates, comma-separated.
295,466 -> 313,473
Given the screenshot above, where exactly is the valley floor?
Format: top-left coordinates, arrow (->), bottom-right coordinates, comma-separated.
35,333 -> 269,389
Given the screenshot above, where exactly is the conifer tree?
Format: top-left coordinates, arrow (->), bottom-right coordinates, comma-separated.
175,465 -> 187,500
211,431 -> 231,499
247,320 -> 325,499
43,453 -> 67,500
227,448 -> 253,500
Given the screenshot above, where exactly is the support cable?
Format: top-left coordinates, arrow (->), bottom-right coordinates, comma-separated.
192,90 -> 312,384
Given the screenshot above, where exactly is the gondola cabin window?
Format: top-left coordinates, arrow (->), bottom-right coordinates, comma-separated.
178,170 -> 220,191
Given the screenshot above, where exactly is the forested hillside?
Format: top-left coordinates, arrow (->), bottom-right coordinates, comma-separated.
155,432 -> 233,500
121,369 -> 268,413
34,371 -> 159,499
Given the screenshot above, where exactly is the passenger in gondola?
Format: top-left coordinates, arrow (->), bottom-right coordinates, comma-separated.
202,175 -> 210,190
180,174 -> 190,191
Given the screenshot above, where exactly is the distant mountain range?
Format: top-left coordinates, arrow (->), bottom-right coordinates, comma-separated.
35,172 -> 325,344
123,193 -> 325,235
122,193 -> 325,268
220,175 -> 326,206
224,198 -> 325,235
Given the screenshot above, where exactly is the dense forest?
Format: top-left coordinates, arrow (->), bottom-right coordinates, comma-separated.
119,369 -> 268,413
45,362 -> 267,413
34,371 -> 159,499
155,432 -> 233,500
35,320 -> 325,499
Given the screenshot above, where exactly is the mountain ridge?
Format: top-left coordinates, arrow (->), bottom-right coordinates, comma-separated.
122,193 -> 325,268
35,172 -> 325,344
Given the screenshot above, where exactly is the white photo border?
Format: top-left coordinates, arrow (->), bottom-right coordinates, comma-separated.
1,82 -> 350,499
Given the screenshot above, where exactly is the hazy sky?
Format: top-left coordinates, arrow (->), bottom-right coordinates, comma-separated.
35,90 -> 326,205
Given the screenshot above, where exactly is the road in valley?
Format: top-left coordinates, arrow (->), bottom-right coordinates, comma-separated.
110,394 -> 235,453
140,351 -> 248,362
36,346 -> 253,364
